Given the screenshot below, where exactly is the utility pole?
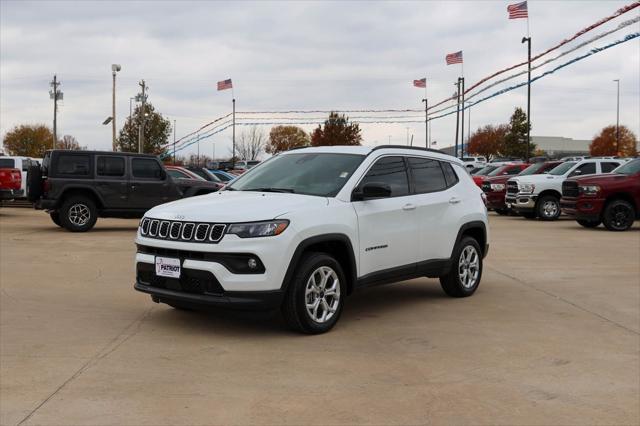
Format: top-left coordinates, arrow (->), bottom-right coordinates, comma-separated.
173,119 -> 176,165
129,97 -> 135,123
232,98 -> 236,169
137,80 -> 147,154
111,64 -> 121,151
614,79 -> 620,154
197,132 -> 200,167
49,75 -> 63,149
454,79 -> 461,158
467,103 -> 471,157
460,78 -> 465,157
522,36 -> 532,162
421,97 -> 428,148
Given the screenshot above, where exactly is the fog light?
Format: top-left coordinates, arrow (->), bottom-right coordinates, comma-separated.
247,258 -> 258,269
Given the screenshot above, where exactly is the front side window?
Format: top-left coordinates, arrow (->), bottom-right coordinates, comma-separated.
229,153 -> 364,197
97,156 -> 125,177
408,157 -> 447,193
357,156 -> 409,197
56,154 -> 90,176
570,163 -> 596,177
132,158 -> 163,180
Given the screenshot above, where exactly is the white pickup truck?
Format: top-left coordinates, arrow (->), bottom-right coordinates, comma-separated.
505,158 -> 624,220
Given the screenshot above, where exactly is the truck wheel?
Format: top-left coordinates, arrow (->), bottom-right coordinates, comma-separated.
495,208 -> 509,216
602,200 -> 635,231
50,211 -> 63,227
577,219 -> 601,228
282,252 -> 346,334
440,236 -> 483,298
59,195 -> 98,232
537,195 -> 561,221
522,212 -> 537,219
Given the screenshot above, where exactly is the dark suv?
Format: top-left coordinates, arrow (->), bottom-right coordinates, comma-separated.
28,150 -> 220,232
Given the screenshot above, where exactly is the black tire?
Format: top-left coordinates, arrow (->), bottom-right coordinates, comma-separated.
495,208 -> 509,216
602,200 -> 635,232
282,252 -> 346,334
577,219 -> 601,228
522,212 -> 537,219
59,195 -> 98,232
26,165 -> 42,202
440,236 -> 483,298
536,195 -> 561,221
50,211 -> 63,227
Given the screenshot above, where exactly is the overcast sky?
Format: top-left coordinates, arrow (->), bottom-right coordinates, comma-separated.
1,0 -> 639,158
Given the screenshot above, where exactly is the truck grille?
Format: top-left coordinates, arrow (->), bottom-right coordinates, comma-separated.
482,182 -> 491,193
562,181 -> 579,197
139,218 -> 226,243
506,181 -> 518,195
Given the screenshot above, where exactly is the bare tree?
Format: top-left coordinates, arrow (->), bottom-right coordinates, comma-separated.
230,126 -> 266,160
56,134 -> 86,150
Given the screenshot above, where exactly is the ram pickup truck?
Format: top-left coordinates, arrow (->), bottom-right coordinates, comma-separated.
506,158 -> 624,220
561,158 -> 640,231
0,167 -> 22,201
474,163 -> 526,191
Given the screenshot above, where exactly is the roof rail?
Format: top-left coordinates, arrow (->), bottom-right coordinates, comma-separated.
371,145 -> 451,156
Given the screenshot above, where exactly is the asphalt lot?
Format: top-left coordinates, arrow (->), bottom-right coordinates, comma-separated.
1,207 -> 639,425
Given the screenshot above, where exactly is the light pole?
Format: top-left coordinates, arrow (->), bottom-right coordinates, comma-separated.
111,64 -> 121,151
129,97 -> 135,122
522,36 -> 532,162
614,79 -> 620,154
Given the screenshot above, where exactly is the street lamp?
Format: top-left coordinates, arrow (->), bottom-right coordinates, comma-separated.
613,79 -> 620,154
111,64 -> 121,151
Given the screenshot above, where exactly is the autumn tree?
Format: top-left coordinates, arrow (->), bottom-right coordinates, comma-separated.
311,112 -> 362,146
2,124 -> 54,157
56,135 -> 85,150
503,107 -> 535,159
590,125 -> 638,157
232,126 -> 266,160
117,103 -> 171,154
467,124 -> 509,160
266,125 -> 310,154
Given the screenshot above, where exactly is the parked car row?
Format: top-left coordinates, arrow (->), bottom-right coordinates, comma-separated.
472,157 -> 639,231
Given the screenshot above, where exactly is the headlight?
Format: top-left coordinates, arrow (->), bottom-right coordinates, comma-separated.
578,185 -> 600,196
518,183 -> 535,194
226,220 -> 289,238
490,183 -> 505,191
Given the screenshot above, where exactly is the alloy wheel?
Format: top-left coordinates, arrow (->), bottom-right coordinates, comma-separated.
542,200 -> 559,218
305,266 -> 341,323
68,203 -> 90,226
458,245 -> 480,289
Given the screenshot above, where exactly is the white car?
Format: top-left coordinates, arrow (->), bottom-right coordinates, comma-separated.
134,146 -> 489,333
506,158 -> 625,220
461,156 -> 487,171
0,156 -> 39,199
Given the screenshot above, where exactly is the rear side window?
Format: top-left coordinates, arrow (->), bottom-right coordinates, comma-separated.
56,154 -> 90,176
97,156 -> 125,177
0,159 -> 15,168
132,158 -> 163,179
601,162 -> 620,173
408,157 -> 447,193
359,156 -> 409,197
442,162 -> 459,187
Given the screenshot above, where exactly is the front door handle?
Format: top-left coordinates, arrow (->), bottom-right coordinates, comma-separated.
402,203 -> 417,211
449,197 -> 461,204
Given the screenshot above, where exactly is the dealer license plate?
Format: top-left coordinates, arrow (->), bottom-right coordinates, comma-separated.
155,257 -> 181,279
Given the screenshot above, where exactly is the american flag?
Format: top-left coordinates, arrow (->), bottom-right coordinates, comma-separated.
413,78 -> 426,88
507,1 -> 528,19
217,79 -> 233,91
446,51 -> 463,65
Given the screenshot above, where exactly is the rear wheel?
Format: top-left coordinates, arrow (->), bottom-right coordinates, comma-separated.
49,211 -> 62,227
440,236 -> 483,298
59,195 -> 98,232
537,195 -> 561,221
603,200 -> 635,231
577,219 -> 601,228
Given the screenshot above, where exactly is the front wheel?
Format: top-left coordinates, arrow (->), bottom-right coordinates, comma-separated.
282,252 -> 346,334
440,236 -> 483,298
59,195 -> 98,232
577,219 -> 601,228
537,195 -> 561,221
603,200 -> 635,231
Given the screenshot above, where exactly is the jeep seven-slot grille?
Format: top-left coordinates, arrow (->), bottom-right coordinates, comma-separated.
139,218 -> 226,243
562,181 -> 579,197
506,181 -> 518,195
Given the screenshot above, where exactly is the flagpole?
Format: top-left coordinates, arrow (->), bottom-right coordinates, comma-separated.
454,78 -> 461,158
460,78 -> 465,157
522,9 -> 532,163
232,87 -> 236,169
424,78 -> 428,148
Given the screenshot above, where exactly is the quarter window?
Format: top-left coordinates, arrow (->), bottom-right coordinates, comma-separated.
132,158 -> 163,179
359,156 -> 409,197
408,157 -> 447,193
56,154 -> 90,176
97,156 -> 125,177
442,162 -> 459,187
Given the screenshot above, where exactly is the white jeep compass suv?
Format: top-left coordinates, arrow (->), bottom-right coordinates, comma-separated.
134,146 -> 489,334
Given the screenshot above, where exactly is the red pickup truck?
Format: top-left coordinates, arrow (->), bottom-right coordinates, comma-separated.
561,158 -> 640,231
0,168 -> 22,201
482,161 -> 562,214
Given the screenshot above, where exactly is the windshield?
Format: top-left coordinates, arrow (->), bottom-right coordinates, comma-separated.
474,165 -> 497,176
614,159 -> 640,175
518,163 -> 543,176
228,152 -> 365,197
549,161 -> 576,176
488,165 -> 508,177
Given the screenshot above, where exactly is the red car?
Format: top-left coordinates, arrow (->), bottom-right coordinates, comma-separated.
471,165 -> 500,187
482,161 -> 562,214
561,158 -> 640,231
0,168 -> 22,201
165,166 -> 225,190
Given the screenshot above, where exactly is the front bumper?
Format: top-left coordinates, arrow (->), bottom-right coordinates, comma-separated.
560,196 -> 604,221
485,191 -> 507,210
505,193 -> 538,212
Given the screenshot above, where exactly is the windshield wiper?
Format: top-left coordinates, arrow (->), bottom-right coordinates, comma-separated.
245,187 -> 295,193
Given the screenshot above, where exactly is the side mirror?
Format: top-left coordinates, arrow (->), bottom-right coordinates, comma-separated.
353,182 -> 392,201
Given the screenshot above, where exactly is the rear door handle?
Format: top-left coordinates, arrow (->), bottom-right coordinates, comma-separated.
402,203 -> 417,211
449,197 -> 461,204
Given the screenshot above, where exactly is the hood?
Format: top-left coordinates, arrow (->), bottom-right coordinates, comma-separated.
567,173 -> 625,184
145,190 -> 329,222
485,175 -> 512,184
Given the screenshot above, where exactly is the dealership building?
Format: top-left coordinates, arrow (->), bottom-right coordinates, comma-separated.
439,136 -> 591,158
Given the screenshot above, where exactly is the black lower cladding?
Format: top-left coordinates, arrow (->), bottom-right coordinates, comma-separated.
137,262 -> 224,295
